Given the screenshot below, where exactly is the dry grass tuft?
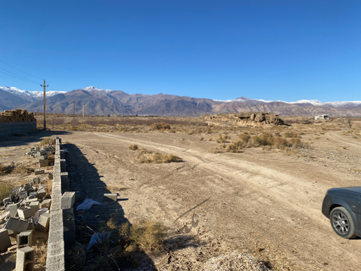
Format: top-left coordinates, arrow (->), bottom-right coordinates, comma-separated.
127,220 -> 167,253
128,144 -> 138,151
0,164 -> 10,175
151,123 -> 171,130
0,182 -> 13,203
11,164 -> 34,175
35,240 -> 47,265
134,147 -> 181,163
40,137 -> 55,146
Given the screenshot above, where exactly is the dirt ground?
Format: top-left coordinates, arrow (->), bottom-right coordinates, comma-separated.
1,123 -> 361,270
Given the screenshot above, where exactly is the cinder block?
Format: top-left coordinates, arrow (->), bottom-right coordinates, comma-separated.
29,202 -> 39,215
5,218 -> 30,234
8,203 -> 18,218
17,230 -> 33,248
0,229 -> 11,252
39,159 -> 49,167
40,199 -> 52,209
37,213 -> 50,232
103,193 -> 117,202
37,189 -> 46,199
16,246 -> 35,271
29,192 -> 38,198
34,169 -> 44,175
18,207 -> 33,220
61,192 -> 75,209
19,190 -> 28,200
61,172 -> 69,193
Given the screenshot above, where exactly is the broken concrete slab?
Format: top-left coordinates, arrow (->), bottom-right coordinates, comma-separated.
0,228 -> 11,252
19,190 -> 28,200
16,246 -> 35,271
2,197 -> 12,206
61,192 -> 75,209
17,230 -> 33,248
34,169 -> 44,175
37,189 -> 46,199
103,193 -> 117,202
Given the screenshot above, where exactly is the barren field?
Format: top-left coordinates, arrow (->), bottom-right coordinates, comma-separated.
1,118 -> 361,270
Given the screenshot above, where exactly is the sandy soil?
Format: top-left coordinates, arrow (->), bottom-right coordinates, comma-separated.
1,128 -> 361,270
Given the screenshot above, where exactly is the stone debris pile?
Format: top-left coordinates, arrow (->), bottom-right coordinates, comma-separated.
0,109 -> 36,123
0,172 -> 53,256
26,145 -> 56,167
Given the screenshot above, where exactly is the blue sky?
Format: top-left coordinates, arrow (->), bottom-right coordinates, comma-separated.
0,0 -> 360,101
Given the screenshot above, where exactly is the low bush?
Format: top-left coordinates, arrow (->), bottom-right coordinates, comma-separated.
151,123 -> 171,130
128,144 -> 138,151
0,182 -> 13,203
40,137 -> 55,146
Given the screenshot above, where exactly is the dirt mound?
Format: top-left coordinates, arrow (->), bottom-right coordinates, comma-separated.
0,109 -> 36,123
202,112 -> 284,126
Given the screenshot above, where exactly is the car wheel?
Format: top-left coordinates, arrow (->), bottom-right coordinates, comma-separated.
330,207 -> 356,239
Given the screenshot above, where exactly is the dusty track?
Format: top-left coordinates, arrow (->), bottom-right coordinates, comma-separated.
55,130 -> 361,270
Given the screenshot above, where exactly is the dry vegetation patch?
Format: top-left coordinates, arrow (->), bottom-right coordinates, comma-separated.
129,146 -> 181,163
0,182 -> 13,203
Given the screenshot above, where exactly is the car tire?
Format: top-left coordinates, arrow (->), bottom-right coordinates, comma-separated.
330,207 -> 356,239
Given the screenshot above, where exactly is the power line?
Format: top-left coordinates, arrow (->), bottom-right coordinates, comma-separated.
0,67 -> 39,85
0,60 -> 43,81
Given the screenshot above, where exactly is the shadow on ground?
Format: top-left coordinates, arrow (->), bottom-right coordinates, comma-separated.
0,129 -> 70,148
65,143 -> 157,271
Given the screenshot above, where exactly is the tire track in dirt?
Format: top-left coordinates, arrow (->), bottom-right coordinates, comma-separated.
82,132 -> 361,270
327,131 -> 361,149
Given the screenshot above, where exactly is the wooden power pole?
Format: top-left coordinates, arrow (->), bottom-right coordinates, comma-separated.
73,100 -> 75,118
83,104 -> 85,119
40,80 -> 49,130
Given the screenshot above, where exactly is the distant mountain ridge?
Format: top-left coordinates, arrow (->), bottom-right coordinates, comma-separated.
1,85 -> 361,117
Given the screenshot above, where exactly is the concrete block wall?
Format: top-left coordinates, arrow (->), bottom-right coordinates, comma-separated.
46,137 -> 70,271
0,121 -> 37,138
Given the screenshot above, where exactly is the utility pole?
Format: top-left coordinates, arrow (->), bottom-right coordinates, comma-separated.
83,104 -> 85,119
73,100 -> 75,118
40,80 -> 49,130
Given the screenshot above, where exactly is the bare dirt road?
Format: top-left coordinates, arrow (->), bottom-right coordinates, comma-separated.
1,129 -> 360,270
55,130 -> 360,271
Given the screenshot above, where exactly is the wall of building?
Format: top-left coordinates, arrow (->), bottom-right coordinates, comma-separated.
0,121 -> 37,138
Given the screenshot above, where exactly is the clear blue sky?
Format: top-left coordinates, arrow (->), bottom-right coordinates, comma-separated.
0,0 -> 360,102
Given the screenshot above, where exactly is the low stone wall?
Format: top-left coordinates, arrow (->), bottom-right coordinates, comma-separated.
0,121 -> 37,138
46,138 -> 74,271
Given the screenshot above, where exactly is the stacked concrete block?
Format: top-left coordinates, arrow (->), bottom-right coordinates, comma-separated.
37,189 -> 46,199
18,207 -> 33,220
61,192 -> 75,209
17,230 -> 33,248
16,246 -> 35,271
32,177 -> 40,184
0,229 -> 11,252
46,137 -> 66,271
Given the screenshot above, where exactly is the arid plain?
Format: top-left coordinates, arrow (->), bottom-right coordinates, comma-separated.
1,115 -> 361,270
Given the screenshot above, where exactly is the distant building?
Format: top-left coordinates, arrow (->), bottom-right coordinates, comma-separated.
315,114 -> 329,120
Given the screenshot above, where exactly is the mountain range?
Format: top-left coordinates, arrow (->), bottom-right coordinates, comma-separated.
1,86 -> 361,117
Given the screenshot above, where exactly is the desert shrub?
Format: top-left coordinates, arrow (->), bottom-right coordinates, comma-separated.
284,131 -> 299,138
35,240 -> 47,266
11,165 -> 34,175
135,147 -> 180,163
128,144 -> 138,151
238,133 -> 251,144
70,119 -> 80,126
127,220 -> 167,252
288,138 -> 303,148
0,164 -> 11,175
225,141 -> 244,153
40,137 -> 55,146
216,134 -> 231,143
200,137 -> 204,141
151,123 -> 171,130
0,182 -> 13,203
271,137 -> 290,148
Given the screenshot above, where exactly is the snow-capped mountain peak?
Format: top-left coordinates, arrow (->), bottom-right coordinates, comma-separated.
0,86 -> 65,98
83,86 -> 112,93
